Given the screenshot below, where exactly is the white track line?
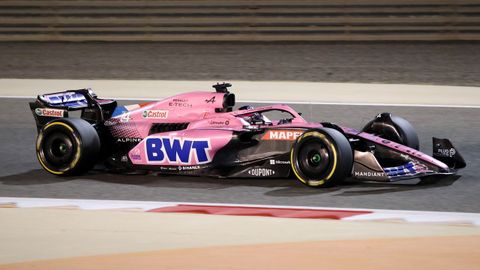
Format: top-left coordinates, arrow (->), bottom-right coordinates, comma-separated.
2,95 -> 480,109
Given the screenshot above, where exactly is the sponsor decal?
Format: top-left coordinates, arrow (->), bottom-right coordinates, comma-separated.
437,148 -> 456,158
262,130 -> 303,141
205,96 -> 216,104
208,120 -> 230,126
35,108 -> 64,117
248,168 -> 275,177
169,98 -> 192,108
354,171 -> 386,177
178,165 -> 201,171
104,118 -> 119,127
269,160 -> 290,165
117,137 -> 142,143
159,166 -> 178,171
146,137 -> 211,164
142,110 -> 169,119
131,148 -> 142,160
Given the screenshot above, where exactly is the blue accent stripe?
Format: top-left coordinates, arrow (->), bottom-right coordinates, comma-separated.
112,106 -> 127,117
384,162 -> 418,177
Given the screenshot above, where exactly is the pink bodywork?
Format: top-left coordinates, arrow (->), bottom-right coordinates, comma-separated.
341,127 -> 449,171
108,91 -> 314,166
107,90 -> 449,170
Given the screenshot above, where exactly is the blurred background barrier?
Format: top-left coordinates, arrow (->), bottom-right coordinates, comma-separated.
0,0 -> 479,41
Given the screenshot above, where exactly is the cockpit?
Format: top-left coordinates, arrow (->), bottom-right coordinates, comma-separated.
236,105 -> 299,126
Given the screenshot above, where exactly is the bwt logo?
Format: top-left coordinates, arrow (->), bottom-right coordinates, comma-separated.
146,137 -> 211,164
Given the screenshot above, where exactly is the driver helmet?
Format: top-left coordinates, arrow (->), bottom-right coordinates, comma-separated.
238,105 -> 263,124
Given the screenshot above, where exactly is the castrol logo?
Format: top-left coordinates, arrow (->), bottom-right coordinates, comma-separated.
142,110 -> 169,119
35,108 -> 64,117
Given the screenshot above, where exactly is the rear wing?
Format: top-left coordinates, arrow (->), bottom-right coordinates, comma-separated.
29,88 -> 117,131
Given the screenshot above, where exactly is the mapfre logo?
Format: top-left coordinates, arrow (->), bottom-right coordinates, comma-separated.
262,130 -> 303,141
35,108 -> 64,117
142,110 -> 168,119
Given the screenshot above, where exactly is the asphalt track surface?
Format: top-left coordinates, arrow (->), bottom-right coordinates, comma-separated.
1,97 -> 479,213
1,42 -> 480,86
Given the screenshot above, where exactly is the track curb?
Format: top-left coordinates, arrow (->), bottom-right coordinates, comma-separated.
1,197 -> 479,226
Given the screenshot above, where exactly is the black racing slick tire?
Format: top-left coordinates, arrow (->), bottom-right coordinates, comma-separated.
290,128 -> 353,188
362,113 -> 420,150
36,118 -> 100,175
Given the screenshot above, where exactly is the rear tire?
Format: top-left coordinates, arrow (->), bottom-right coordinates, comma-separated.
36,118 -> 100,175
290,128 -> 353,187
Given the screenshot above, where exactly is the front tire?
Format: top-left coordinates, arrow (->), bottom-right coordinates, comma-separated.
36,118 -> 100,175
362,113 -> 419,150
290,128 -> 353,187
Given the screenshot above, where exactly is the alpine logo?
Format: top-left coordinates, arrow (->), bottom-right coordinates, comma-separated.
262,130 -> 303,141
205,96 -> 216,103
146,137 -> 211,164
248,168 -> 275,177
35,108 -> 64,117
117,137 -> 142,143
142,110 -> 168,119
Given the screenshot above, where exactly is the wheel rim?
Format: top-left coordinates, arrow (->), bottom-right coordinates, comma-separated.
41,131 -> 75,168
297,140 -> 332,179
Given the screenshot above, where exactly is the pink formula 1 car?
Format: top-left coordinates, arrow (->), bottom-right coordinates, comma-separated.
29,83 -> 466,187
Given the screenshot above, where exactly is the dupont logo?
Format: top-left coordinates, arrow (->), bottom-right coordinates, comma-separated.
142,110 -> 169,119
35,108 -> 64,117
248,168 -> 275,177
262,130 -> 303,141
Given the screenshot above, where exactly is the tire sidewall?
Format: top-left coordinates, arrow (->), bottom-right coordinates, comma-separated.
363,113 -> 419,150
290,128 -> 352,187
390,115 -> 419,150
36,118 -> 100,175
